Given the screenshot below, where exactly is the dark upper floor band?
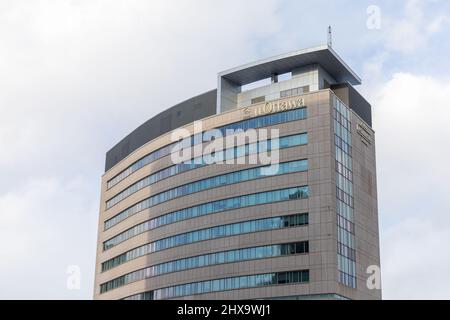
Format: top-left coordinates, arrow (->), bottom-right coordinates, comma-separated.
105,89 -> 217,172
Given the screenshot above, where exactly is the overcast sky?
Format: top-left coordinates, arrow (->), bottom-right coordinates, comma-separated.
0,0 -> 449,299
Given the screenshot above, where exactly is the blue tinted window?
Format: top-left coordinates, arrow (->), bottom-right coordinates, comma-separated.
105,155 -> 308,229
101,212 -> 308,272
107,107 -> 307,189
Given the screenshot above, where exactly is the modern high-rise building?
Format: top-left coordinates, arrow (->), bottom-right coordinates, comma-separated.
94,45 -> 381,300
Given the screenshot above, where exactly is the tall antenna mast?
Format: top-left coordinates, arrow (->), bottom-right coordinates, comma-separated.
328,25 -> 333,47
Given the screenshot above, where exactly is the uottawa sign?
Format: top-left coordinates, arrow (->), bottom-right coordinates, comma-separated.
243,98 -> 305,118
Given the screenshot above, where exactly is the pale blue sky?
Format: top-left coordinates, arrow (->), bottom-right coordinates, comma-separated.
0,0 -> 449,299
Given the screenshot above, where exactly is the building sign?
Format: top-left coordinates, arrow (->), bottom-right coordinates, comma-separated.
357,122 -> 373,145
243,98 -> 305,118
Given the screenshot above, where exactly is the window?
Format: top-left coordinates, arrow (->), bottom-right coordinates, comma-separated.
101,213 -> 308,272
122,270 -> 310,300
104,134 -> 308,229
251,96 -> 265,104
334,97 -> 357,289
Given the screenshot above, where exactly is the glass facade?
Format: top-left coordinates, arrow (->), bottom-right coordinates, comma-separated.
93,43 -> 384,301
104,137 -> 308,230
103,186 -> 309,250
107,107 -> 307,189
100,241 -> 309,293
124,270 -> 310,300
333,95 -> 357,288
101,212 -> 308,271
106,133 -> 308,210
262,293 -> 349,300
280,85 -> 310,98
103,161 -> 308,249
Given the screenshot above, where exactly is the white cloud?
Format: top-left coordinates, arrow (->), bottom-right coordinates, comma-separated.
374,72 -> 450,299
0,0 -> 283,299
382,0 -> 449,54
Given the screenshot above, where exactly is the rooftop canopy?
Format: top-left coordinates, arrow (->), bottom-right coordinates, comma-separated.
218,45 -> 361,86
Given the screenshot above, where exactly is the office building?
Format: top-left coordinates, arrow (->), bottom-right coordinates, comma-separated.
94,45 -> 381,300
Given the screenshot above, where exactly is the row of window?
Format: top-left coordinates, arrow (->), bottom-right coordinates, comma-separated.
338,242 -> 356,261
337,213 -> 355,235
336,171 -> 353,196
104,133 -> 308,229
336,160 -> 352,183
338,259 -> 357,289
103,161 -> 308,249
338,226 -> 355,249
107,107 -> 307,189
103,186 -> 309,251
334,119 -> 351,147
333,96 -> 357,289
262,293 -> 349,300
334,107 -> 351,131
105,134 -> 308,210
334,97 -> 351,122
100,241 -> 309,293
101,212 -> 309,272
336,186 -> 354,209
251,96 -> 265,104
124,270 -> 310,300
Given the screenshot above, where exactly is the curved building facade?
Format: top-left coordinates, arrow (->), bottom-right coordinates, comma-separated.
94,45 -> 381,300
